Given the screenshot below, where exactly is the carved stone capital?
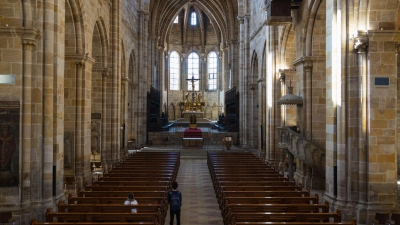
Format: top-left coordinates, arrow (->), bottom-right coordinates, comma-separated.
22,40 -> 36,50
353,31 -> 368,52
22,28 -> 39,51
257,77 -> 264,83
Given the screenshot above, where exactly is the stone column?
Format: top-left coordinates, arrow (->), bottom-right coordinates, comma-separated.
101,68 -> 110,169
121,76 -> 130,158
303,58 -> 313,140
75,61 -> 84,188
21,29 -> 38,204
137,10 -> 149,146
353,32 -> 368,221
111,0 -> 121,164
266,26 -> 278,167
238,16 -> 246,147
258,77 -> 266,157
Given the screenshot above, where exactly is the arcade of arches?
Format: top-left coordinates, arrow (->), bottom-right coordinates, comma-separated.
0,0 -> 400,224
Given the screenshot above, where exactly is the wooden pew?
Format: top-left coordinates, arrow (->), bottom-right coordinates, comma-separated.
219,190 -> 311,209
84,185 -> 168,192
46,209 -> 160,224
224,194 -> 320,205
229,210 -> 343,225
32,218 -> 154,225
58,201 -> 162,213
92,180 -> 171,187
68,194 -> 163,205
101,173 -> 173,178
217,186 -> 304,205
77,190 -> 166,198
223,202 -> 330,224
233,219 -> 357,225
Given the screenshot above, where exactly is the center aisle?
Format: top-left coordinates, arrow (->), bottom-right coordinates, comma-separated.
164,159 -> 224,225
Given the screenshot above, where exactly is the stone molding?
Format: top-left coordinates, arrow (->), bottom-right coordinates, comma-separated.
292,56 -> 313,68
66,54 -> 96,68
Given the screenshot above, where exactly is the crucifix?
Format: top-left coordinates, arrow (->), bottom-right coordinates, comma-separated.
186,75 -> 200,107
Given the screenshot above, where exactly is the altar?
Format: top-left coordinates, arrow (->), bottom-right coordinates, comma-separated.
182,111 -> 204,118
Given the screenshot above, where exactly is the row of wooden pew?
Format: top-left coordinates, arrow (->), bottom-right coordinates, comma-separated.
31,151 -> 180,225
207,151 -> 356,225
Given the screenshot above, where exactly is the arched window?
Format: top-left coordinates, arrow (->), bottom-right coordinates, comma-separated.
190,12 -> 197,25
208,51 -> 218,90
169,51 -> 180,90
173,16 -> 178,24
187,52 -> 199,91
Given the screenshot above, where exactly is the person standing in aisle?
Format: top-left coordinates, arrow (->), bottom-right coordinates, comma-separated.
168,181 -> 182,225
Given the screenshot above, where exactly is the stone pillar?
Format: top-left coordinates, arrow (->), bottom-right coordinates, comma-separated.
324,0 -> 338,206
137,10 -> 149,146
304,58 -> 313,140
238,16 -> 245,147
258,77 -> 266,158
102,68 -> 110,169
230,40 -> 239,88
111,0 -> 121,164
353,32 -> 369,222
121,76 -> 130,158
265,26 -> 278,167
74,60 -> 86,189
21,29 -> 38,205
221,46 -> 228,111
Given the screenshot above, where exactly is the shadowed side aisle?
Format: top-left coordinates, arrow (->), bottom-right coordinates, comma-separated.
165,159 -> 224,225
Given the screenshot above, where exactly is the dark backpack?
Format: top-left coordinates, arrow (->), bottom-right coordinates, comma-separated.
170,191 -> 180,211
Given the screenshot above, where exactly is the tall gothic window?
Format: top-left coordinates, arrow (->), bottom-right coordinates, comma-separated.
169,51 -> 180,90
208,51 -> 218,90
190,12 -> 197,25
188,52 -> 199,91
173,16 -> 178,24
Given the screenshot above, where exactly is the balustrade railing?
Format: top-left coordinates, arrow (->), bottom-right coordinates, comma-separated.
277,127 -> 325,175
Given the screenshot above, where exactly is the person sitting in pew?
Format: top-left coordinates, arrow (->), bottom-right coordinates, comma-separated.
124,192 -> 138,213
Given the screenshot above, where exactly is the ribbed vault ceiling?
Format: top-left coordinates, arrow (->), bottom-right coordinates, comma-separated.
149,0 -> 239,49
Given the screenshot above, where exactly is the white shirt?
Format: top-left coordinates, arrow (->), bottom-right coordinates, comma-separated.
124,199 -> 138,213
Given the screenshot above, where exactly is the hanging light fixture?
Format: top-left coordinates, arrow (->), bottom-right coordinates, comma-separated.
277,80 -> 303,105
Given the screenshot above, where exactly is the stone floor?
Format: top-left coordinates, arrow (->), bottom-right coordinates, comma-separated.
164,158 -> 224,225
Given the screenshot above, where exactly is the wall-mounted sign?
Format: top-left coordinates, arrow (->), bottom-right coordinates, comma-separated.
374,77 -> 390,87
0,74 -> 15,84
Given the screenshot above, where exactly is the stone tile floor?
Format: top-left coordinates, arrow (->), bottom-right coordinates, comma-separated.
164,159 -> 224,225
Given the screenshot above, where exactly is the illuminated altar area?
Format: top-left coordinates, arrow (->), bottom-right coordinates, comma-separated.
180,92 -> 205,118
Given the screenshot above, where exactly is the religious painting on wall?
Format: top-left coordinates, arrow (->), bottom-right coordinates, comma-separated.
0,101 -> 20,187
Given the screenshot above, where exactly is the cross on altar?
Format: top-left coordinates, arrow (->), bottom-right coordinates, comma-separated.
186,75 -> 200,104
186,75 -> 200,92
